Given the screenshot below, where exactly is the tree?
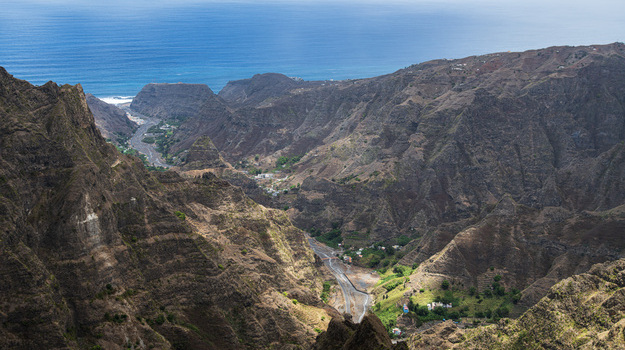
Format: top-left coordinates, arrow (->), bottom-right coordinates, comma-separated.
441,280 -> 450,290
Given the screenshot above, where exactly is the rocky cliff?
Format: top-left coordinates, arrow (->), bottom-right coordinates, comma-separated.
85,94 -> 137,144
0,68 -> 331,349
137,43 -> 625,306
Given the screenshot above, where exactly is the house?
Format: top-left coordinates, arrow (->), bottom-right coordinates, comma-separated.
427,302 -> 453,311
343,256 -> 352,264
392,328 -> 402,336
403,304 -> 409,313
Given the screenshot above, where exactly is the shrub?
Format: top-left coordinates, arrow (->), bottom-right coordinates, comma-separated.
384,281 -> 402,292
142,136 -> 155,144
155,314 -> 165,325
494,275 -> 502,282
494,306 -> 509,318
174,211 -> 186,220
441,280 -> 450,290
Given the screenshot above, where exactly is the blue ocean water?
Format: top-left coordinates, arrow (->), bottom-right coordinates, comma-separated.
0,1 -> 623,98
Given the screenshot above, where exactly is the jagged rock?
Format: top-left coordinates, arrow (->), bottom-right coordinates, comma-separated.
312,314 -> 408,350
0,67 -> 330,349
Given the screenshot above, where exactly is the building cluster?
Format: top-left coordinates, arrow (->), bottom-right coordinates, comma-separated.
427,302 -> 452,311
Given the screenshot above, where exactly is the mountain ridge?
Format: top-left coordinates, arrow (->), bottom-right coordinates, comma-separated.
127,42 -> 625,310
0,67 -> 333,349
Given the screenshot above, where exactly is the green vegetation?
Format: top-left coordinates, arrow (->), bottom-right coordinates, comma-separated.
441,280 -> 450,290
95,283 -> 115,299
397,235 -> 412,246
174,211 -> 186,220
373,270 -> 523,336
320,281 -> 331,303
309,227 -> 342,248
247,167 -> 262,175
337,174 -> 357,184
104,312 -> 128,324
341,244 -> 403,269
275,155 -> 303,169
141,136 -> 155,144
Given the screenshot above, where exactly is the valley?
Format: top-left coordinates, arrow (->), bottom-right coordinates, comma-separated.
124,107 -> 171,168
2,42 -> 625,349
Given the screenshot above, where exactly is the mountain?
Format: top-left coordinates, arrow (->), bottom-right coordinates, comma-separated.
0,68 -> 331,349
130,83 -> 216,121
85,94 -> 137,145
407,256 -> 625,349
218,73 -> 325,107
129,43 -> 625,309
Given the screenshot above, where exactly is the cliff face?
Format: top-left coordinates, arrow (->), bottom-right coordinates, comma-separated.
156,43 -> 625,241
85,94 -> 137,144
0,68 -> 329,349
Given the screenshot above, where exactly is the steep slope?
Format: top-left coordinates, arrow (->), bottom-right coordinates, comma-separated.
160,43 -> 625,242
131,43 -> 625,311
408,256 -> 625,349
130,83 -> 216,121
0,68 -> 330,349
85,94 -> 137,144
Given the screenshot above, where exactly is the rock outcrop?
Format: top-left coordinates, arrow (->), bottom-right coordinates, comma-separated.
0,67 -> 330,349
86,94 -> 137,144
312,314 -> 407,350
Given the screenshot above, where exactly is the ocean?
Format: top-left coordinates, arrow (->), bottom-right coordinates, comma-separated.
0,0 -> 623,99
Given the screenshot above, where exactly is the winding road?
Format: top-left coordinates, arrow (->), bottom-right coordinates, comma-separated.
307,236 -> 371,323
123,107 -> 171,168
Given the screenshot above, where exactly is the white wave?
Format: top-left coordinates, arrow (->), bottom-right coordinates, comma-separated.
98,96 -> 134,105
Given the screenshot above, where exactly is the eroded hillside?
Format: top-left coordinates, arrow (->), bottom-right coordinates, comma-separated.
0,68 -> 333,349
129,43 -> 625,309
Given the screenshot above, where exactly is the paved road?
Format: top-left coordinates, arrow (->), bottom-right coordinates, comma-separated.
307,236 -> 370,322
123,107 -> 171,168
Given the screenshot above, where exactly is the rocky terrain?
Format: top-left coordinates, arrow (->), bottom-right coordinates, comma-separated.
86,94 -> 137,145
0,68 -> 333,349
129,43 -> 625,308
312,314 -> 407,350
408,257 -> 625,349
